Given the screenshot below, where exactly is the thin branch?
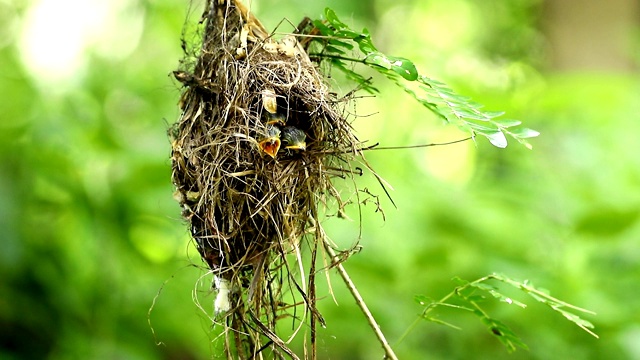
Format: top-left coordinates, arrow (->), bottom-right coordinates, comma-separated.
368,137 -> 474,150
315,137 -> 474,155
323,240 -> 399,360
309,238 -> 318,360
308,53 -> 369,64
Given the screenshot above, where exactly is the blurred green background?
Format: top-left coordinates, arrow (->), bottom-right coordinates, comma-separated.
2,0 -> 639,359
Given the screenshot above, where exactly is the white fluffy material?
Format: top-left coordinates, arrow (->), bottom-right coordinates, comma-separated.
214,276 -> 231,314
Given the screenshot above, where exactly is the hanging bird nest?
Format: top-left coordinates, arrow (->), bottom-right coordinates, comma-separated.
170,0 -> 370,357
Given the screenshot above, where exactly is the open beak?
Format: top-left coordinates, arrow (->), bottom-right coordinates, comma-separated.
259,137 -> 281,158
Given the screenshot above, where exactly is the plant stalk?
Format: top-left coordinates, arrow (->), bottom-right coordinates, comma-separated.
323,241 -> 399,360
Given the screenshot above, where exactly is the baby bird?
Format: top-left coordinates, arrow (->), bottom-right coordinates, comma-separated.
264,112 -> 286,126
258,125 -> 281,158
280,126 -> 307,151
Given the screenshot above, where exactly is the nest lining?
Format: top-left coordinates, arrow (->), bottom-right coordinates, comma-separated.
170,0 -> 367,357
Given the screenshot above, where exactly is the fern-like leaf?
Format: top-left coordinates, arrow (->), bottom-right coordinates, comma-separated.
310,8 -> 539,148
400,273 -> 598,353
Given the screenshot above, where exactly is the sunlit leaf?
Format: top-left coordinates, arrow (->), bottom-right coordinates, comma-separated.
450,109 -> 492,121
465,122 -> 500,132
335,29 -> 363,39
494,119 -> 522,128
484,111 -> 506,118
355,35 -> 377,54
366,52 -> 418,81
485,131 -> 508,148
509,127 -> 540,139
313,7 -> 538,149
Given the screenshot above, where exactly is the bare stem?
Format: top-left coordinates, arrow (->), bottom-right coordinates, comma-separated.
323,240 -> 399,360
309,239 -> 318,360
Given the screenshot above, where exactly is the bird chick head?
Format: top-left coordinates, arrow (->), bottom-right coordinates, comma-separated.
258,125 -> 282,158
281,126 -> 306,151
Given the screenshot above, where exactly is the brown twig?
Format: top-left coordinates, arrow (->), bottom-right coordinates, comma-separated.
323,240 -> 399,360
309,238 -> 318,360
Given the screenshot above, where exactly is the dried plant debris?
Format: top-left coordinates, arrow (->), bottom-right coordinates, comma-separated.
170,0 -> 371,357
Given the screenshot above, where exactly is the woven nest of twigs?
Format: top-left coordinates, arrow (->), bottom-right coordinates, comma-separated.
170,0 -> 369,358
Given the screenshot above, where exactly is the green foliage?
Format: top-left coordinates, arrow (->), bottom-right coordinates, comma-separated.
311,8 -> 540,148
4,1 -> 639,359
402,273 -> 597,352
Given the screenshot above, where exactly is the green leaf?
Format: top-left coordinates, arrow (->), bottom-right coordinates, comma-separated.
483,318 -> 529,352
312,19 -> 332,35
355,35 -> 377,54
466,281 -> 527,308
483,111 -> 506,118
323,45 -> 347,55
365,52 -> 418,81
465,122 -> 500,132
494,119 -> 522,128
390,59 -> 418,80
485,131 -> 508,148
410,273 -> 598,354
335,29 -> 364,39
508,127 -> 540,139
449,109 -> 492,121
313,8 -> 538,149
328,39 -> 354,50
490,273 -> 598,337
324,8 -> 347,29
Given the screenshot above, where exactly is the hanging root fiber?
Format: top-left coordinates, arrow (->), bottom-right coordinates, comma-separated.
170,0 -> 371,357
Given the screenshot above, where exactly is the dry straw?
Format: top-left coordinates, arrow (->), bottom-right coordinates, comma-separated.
169,0 -> 393,358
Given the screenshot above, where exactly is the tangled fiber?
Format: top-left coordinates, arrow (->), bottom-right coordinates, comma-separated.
170,0 -> 374,358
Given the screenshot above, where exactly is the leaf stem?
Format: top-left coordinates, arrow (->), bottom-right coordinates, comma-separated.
309,53 -> 372,66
